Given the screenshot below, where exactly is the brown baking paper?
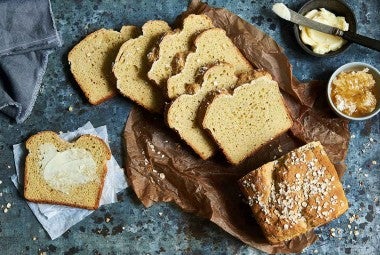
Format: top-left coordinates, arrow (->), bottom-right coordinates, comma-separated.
124,0 -> 350,253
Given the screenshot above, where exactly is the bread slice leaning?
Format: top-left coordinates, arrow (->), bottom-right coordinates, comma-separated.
201,74 -> 293,165
113,20 -> 171,113
24,131 -> 111,210
147,14 -> 214,88
165,28 -> 253,99
166,63 -> 238,160
68,26 -> 139,105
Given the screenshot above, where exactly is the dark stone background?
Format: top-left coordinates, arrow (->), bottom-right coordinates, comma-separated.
0,0 -> 378,254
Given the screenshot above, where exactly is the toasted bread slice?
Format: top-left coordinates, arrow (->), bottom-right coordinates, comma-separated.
166,63 -> 238,159
147,14 -> 214,88
68,26 -> 139,105
113,20 -> 171,113
201,74 -> 293,165
24,131 -> 111,210
165,28 -> 253,99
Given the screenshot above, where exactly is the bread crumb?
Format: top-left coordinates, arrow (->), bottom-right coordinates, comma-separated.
6,203 -> 11,208
372,160 -> 377,165
369,137 -> 374,142
350,134 -> 356,138
354,230 -> 359,236
105,217 -> 111,223
158,212 -> 163,216
159,173 -> 165,179
3,208 -> 8,213
68,106 -> 74,112
314,249 -> 318,254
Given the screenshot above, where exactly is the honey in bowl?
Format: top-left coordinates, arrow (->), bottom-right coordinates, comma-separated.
331,68 -> 377,117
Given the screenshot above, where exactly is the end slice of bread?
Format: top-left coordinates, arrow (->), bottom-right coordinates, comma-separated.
147,14 -> 214,88
166,28 -> 253,99
166,63 -> 238,159
113,20 -> 171,113
24,131 -> 111,210
68,26 -> 140,105
201,75 -> 293,165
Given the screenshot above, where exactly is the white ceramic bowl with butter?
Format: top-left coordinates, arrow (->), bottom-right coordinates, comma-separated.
327,62 -> 380,121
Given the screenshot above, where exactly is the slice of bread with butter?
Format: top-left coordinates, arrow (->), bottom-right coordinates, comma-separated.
24,131 -> 111,210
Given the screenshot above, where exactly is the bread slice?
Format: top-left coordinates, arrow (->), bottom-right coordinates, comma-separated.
113,20 -> 171,113
239,141 -> 349,243
201,74 -> 293,165
166,63 -> 238,159
24,131 -> 111,210
68,26 -> 139,105
147,14 -> 214,88
165,28 -> 253,99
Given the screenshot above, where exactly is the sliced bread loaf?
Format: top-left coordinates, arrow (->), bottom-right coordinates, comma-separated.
147,14 -> 214,88
24,131 -> 111,210
166,63 -> 238,159
165,28 -> 253,99
68,26 -> 139,105
113,20 -> 171,113
201,74 -> 293,165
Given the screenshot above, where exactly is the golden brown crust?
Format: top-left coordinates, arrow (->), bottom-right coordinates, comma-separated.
239,141 -> 349,243
24,131 -> 111,210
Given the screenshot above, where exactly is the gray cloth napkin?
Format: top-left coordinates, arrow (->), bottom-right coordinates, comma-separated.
0,0 -> 62,123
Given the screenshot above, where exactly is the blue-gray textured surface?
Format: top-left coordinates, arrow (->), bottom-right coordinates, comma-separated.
0,0 -> 379,254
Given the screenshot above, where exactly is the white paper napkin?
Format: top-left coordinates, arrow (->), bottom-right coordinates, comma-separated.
11,122 -> 127,240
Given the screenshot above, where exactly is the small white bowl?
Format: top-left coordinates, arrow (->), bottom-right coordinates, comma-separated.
327,62 -> 380,121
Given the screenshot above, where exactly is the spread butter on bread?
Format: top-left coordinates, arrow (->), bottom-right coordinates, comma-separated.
24,131 -> 111,210
113,20 -> 171,113
166,63 -> 238,160
201,73 -> 293,165
68,26 -> 140,105
165,28 -> 253,99
147,14 -> 214,88
239,141 -> 349,243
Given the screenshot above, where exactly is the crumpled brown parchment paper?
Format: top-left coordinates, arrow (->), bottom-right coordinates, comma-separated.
123,0 -> 350,253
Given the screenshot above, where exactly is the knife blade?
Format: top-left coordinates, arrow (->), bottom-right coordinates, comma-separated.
272,3 -> 380,52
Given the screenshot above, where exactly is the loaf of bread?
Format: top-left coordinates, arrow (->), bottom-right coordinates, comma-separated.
165,28 -> 253,99
201,74 -> 292,165
113,20 -> 171,113
239,141 -> 349,243
24,131 -> 111,210
147,14 -> 214,88
68,26 -> 139,105
166,63 -> 238,159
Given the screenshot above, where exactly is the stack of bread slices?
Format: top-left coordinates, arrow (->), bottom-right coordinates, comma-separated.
68,14 -> 293,165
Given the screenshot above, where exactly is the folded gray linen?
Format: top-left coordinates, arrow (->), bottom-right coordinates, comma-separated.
0,0 -> 62,123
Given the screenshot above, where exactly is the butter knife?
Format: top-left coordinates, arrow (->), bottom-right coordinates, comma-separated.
272,3 -> 380,52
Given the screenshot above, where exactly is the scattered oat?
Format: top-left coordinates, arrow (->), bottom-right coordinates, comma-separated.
105,217 -> 111,223
39,252 -> 47,255
0,193 -> 2,197
364,174 -> 368,177
159,173 -> 165,179
354,230 -> 359,236
313,249 -> 318,254
32,236 -> 37,241
372,160 -> 377,165
68,106 -> 74,112
0,180 -> 2,185
7,165 -> 11,169
347,224 -> 351,229
6,203 -> 11,209
350,134 -> 356,139
3,208 -> 8,213
369,137 -> 374,142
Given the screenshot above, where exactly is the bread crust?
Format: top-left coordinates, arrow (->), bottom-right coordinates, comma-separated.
239,141 -> 349,243
200,73 -> 293,165
24,131 -> 111,210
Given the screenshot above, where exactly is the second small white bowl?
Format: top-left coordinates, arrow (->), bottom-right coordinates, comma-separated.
327,62 -> 380,121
